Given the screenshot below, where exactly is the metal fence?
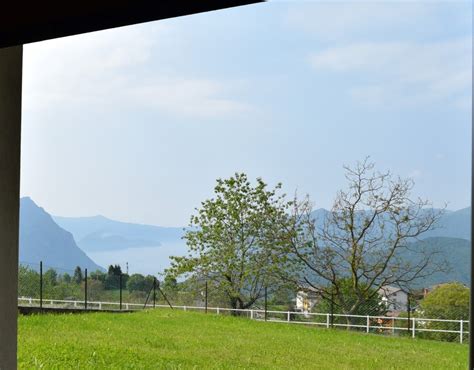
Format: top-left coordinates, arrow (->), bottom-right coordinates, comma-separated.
16,295 -> 470,344
18,261 -> 170,311
18,261 -> 469,344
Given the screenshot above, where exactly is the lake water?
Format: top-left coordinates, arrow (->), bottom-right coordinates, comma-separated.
87,241 -> 188,276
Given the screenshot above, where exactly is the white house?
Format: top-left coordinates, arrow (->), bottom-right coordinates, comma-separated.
295,286 -> 319,313
377,285 -> 408,313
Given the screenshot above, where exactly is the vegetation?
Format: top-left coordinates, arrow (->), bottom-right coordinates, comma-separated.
169,173 -> 293,310
284,159 -> 444,323
18,309 -> 467,369
416,282 -> 469,342
314,278 -> 387,318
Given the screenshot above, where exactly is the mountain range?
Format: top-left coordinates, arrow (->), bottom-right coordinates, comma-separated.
53,215 -> 184,253
310,207 -> 471,241
19,196 -> 471,286
19,197 -> 104,272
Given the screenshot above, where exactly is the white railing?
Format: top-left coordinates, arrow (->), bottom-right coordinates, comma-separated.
18,297 -> 469,344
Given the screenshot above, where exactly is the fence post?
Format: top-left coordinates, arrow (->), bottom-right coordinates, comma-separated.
330,292 -> 334,328
287,311 -> 290,322
264,286 -> 268,322
250,310 -> 254,320
407,292 -> 411,335
119,273 -> 122,310
153,277 -> 156,308
326,313 -> 330,328
39,261 -> 43,311
412,318 -> 416,339
460,320 -> 464,344
84,268 -> 88,310
216,307 -> 219,315
366,316 -> 370,333
205,281 -> 208,314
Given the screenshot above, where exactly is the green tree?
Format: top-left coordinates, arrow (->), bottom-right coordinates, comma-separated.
315,279 -> 387,321
418,282 -> 469,342
43,268 -> 58,286
73,266 -> 83,284
90,270 -> 106,283
162,275 -> 178,293
61,273 -> 72,284
127,274 -> 147,292
105,265 -> 122,290
168,173 -> 291,310
18,265 -> 40,298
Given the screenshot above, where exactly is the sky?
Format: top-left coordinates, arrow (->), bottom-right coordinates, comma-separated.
20,1 -> 472,227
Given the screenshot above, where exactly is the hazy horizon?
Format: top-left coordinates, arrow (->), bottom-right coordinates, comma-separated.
20,1 -> 472,227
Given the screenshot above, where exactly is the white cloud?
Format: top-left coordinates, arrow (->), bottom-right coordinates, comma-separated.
309,38 -> 471,109
285,2 -> 435,43
408,169 -> 422,179
23,22 -> 251,119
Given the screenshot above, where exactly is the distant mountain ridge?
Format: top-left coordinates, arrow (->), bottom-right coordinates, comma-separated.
310,207 -> 471,241
403,237 -> 470,287
53,215 -> 184,252
19,197 -> 104,272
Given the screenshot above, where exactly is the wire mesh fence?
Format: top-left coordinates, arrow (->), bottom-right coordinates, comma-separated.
18,261 -> 469,344
18,261 -> 173,311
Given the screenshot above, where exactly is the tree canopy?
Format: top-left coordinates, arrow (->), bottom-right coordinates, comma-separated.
168,173 -> 292,309
284,159 -> 444,320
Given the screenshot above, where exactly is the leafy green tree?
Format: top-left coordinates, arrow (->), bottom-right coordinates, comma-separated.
61,273 -> 72,284
105,265 -> 122,290
127,274 -> 147,292
90,270 -> 106,283
315,279 -> 387,317
18,265 -> 40,298
168,173 -> 292,310
162,275 -> 178,293
43,268 -> 58,286
418,282 -> 469,342
73,266 -> 83,284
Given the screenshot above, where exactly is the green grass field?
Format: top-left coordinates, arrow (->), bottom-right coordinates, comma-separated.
19,309 -> 467,369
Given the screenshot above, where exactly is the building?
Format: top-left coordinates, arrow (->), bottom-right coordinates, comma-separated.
295,288 -> 319,313
377,286 -> 408,314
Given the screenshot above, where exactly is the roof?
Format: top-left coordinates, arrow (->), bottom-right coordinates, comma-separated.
378,285 -> 405,297
0,1 -> 262,49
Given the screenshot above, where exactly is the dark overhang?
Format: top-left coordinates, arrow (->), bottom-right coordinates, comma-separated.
0,1 -> 263,49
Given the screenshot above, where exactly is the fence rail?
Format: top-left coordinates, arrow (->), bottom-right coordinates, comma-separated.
18,297 -> 470,344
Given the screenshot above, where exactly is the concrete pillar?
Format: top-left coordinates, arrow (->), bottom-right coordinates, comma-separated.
0,45 -> 23,370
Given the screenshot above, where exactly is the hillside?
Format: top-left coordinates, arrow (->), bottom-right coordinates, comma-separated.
53,215 -> 184,252
403,237 -> 470,287
311,207 -> 471,241
19,197 -> 104,272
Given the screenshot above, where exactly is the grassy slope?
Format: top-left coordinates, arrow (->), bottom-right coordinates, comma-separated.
19,309 -> 467,369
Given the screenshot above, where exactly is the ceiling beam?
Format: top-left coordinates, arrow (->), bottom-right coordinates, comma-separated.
0,1 -> 263,49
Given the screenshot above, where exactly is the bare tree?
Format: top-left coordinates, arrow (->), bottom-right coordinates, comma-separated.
285,158 -> 445,323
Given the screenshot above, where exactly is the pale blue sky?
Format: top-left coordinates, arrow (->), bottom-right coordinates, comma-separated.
20,1 -> 472,226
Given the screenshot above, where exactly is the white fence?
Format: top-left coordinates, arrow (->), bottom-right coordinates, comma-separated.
18,297 -> 469,344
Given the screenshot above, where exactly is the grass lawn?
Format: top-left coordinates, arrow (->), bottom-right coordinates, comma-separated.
19,309 -> 467,369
